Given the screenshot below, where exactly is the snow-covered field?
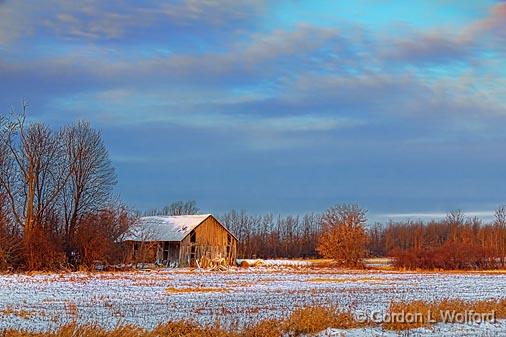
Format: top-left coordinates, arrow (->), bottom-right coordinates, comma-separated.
0,266 -> 505,336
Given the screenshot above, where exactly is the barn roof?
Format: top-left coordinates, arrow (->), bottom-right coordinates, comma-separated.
123,214 -> 213,242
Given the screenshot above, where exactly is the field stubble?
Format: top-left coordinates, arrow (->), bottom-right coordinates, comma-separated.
0,265 -> 505,336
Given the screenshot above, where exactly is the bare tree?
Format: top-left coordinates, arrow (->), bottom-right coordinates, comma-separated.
494,206 -> 506,266
0,105 -> 69,269
0,104 -> 128,271
163,200 -> 199,216
317,204 -> 368,267
61,121 -> 116,247
494,206 -> 506,227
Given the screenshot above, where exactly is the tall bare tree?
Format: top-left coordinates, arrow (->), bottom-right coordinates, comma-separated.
0,105 -> 71,268
61,121 -> 116,247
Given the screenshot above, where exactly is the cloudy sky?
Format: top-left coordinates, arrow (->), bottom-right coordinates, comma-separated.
1,1 -> 505,220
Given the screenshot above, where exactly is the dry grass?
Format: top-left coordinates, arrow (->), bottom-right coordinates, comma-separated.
286,306 -> 363,334
1,299 -> 505,336
0,305 -> 364,337
0,307 -> 36,319
165,286 -> 229,294
63,301 -> 78,318
383,298 -> 506,331
308,276 -> 385,283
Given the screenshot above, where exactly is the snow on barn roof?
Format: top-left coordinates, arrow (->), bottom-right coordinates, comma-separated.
123,214 -> 212,242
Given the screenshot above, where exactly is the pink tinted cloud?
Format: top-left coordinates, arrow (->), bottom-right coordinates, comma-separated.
464,2 -> 506,42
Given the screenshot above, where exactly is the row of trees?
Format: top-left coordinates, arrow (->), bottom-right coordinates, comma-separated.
218,204 -> 506,269
158,201 -> 506,270
0,105 -> 133,271
218,204 -> 369,267
369,209 -> 506,269
143,200 -> 200,217
220,210 -> 321,259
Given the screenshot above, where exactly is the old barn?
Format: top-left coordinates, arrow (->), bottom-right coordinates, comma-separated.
123,214 -> 237,267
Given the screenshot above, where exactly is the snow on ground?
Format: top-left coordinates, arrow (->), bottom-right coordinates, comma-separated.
0,266 -> 505,335
236,258 -> 312,266
320,321 -> 506,337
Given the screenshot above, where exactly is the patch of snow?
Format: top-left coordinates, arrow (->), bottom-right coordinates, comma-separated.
236,259 -> 312,267
319,320 -> 506,336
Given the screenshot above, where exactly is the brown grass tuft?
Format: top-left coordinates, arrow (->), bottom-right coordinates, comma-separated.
0,307 -> 36,319
286,306 -> 362,335
165,286 -> 229,294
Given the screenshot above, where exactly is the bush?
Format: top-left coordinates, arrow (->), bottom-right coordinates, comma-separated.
392,241 -> 495,270
25,227 -> 67,271
0,228 -> 22,271
74,207 -> 133,268
317,204 -> 368,267
0,195 -> 22,271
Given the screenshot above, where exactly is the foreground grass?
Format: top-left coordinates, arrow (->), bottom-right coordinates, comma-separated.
384,298 -> 506,331
1,299 -> 505,336
0,307 -> 363,337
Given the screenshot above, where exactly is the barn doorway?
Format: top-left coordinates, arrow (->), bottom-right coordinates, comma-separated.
190,230 -> 197,264
227,234 -> 232,259
160,242 -> 181,266
163,242 -> 170,261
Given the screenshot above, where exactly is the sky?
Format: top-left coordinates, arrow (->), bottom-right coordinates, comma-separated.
0,0 -> 505,222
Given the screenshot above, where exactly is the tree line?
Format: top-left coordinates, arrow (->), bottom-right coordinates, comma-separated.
1,106 -> 504,271
220,210 -> 322,259
220,203 -> 505,270
218,205 -> 506,269
123,197 -> 506,270
369,209 -> 506,269
0,105 -> 133,271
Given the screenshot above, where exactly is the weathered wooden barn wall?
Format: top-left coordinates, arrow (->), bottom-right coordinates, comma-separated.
179,216 -> 237,267
124,215 -> 237,267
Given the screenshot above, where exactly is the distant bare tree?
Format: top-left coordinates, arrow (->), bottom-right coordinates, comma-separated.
368,223 -> 386,257
163,200 -> 199,216
445,209 -> 465,242
494,206 -> 506,267
62,121 -> 116,246
317,204 -> 368,267
494,206 -> 506,227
